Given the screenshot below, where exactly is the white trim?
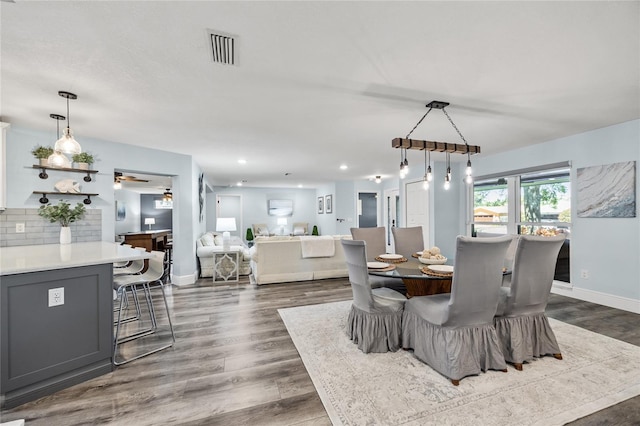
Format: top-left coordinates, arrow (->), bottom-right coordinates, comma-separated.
171,271 -> 197,286
551,282 -> 640,314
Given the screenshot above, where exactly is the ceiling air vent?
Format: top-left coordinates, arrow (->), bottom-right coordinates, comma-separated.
208,31 -> 236,65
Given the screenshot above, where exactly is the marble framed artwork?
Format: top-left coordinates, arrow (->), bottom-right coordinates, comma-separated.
577,161 -> 636,218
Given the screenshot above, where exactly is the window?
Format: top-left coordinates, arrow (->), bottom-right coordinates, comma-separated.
472,177 -> 509,236
519,169 -> 570,236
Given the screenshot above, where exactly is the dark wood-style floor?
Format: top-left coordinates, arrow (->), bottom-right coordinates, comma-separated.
2,276 -> 639,425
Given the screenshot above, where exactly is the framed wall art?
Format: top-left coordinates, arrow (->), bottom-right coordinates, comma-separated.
577,161 -> 636,218
318,196 -> 324,214
325,194 -> 333,214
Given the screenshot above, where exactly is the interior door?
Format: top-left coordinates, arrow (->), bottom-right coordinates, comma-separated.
384,188 -> 399,253
405,181 -> 429,249
357,192 -> 378,228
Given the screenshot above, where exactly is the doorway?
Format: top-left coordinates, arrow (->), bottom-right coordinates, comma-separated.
216,194 -> 242,238
357,192 -> 378,228
405,180 -> 429,249
384,188 -> 399,253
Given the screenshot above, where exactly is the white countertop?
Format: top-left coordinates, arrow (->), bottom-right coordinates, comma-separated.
0,242 -> 152,275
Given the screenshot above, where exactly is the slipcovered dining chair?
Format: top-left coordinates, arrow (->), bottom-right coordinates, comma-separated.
349,227 -> 401,291
402,235 -> 513,385
391,226 -> 425,260
494,234 -> 566,371
350,227 -> 386,261
341,239 -> 407,353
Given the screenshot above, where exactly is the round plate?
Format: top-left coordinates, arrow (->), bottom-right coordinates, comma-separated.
428,265 -> 454,274
379,254 -> 403,260
418,257 -> 447,265
367,261 -> 389,269
415,251 -> 423,256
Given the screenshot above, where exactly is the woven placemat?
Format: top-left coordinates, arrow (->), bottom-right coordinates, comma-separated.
375,256 -> 407,264
420,265 -> 453,278
411,253 -> 420,259
368,264 -> 396,272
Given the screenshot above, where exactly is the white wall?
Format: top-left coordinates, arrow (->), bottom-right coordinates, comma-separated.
209,186 -> 318,240
473,120 -> 639,312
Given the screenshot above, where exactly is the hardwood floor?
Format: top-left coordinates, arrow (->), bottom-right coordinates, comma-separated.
1,276 -> 638,425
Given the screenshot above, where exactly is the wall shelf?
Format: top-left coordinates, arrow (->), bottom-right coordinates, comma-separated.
33,191 -> 98,205
32,165 -> 98,182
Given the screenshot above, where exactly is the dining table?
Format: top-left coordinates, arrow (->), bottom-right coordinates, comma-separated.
368,254 -> 511,298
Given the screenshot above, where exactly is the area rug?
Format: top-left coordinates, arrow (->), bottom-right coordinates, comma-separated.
278,301 -> 640,426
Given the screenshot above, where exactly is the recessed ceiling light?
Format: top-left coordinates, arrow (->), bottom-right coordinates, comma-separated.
238,159 -> 247,164
340,164 -> 348,170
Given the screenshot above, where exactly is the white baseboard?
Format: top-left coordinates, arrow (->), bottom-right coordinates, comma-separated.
551,282 -> 640,314
171,271 -> 197,286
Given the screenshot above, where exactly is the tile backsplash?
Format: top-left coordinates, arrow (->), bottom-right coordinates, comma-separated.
0,208 -> 102,247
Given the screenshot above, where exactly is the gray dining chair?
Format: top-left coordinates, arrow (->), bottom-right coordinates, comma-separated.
341,239 -> 407,353
350,227 -> 387,261
350,227 -> 402,291
494,234 -> 566,370
402,235 -> 513,385
391,226 -> 424,260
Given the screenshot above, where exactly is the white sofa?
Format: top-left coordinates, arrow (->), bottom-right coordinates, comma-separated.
249,235 -> 351,285
196,232 -> 251,278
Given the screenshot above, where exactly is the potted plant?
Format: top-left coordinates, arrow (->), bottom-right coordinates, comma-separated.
312,225 -> 319,236
72,152 -> 94,170
38,200 -> 86,244
31,145 -> 54,166
246,227 -> 254,247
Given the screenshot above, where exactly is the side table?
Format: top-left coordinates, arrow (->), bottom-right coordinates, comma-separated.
213,250 -> 239,283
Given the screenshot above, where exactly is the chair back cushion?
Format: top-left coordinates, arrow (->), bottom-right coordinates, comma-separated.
391,226 -> 424,260
503,234 -> 566,316
447,235 -> 513,327
341,239 -> 374,310
350,227 -> 386,262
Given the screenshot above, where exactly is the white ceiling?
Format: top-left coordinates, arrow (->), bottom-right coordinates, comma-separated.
1,1 -> 638,189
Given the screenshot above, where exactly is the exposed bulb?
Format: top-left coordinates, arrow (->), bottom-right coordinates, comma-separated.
375,176 -> 381,184
113,181 -> 122,190
54,127 -> 81,155
465,174 -> 473,184
444,175 -> 451,190
446,166 -> 452,181
403,158 -> 409,174
466,159 -> 472,176
422,178 -> 429,191
47,150 -> 70,168
426,165 -> 433,182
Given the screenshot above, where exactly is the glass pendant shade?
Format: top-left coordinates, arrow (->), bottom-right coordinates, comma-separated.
47,150 -> 70,168
54,127 -> 81,155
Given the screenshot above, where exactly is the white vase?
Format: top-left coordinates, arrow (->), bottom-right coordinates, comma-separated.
76,162 -> 89,170
60,226 -> 71,244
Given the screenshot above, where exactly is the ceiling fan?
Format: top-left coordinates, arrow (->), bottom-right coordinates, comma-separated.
114,171 -> 149,183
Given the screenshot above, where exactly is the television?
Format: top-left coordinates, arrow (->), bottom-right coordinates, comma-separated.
268,199 -> 293,216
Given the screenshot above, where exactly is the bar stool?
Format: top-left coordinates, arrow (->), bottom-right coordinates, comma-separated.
113,250 -> 175,365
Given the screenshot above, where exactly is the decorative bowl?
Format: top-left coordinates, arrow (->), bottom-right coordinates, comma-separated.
418,257 -> 447,265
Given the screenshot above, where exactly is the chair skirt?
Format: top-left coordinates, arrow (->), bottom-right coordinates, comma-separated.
402,310 -> 507,382
494,312 -> 561,365
347,304 -> 403,353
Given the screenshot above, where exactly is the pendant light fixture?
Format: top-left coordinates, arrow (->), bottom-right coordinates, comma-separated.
47,113 -> 71,168
163,188 -> 173,202
392,100 -> 479,189
54,91 -> 82,156
375,175 -> 382,184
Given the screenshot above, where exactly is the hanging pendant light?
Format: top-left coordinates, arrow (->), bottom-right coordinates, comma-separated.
47,113 -> 71,168
54,91 -> 82,156
422,150 -> 429,190
399,149 -> 406,179
163,188 -> 173,201
465,150 -> 473,184
444,152 -> 451,190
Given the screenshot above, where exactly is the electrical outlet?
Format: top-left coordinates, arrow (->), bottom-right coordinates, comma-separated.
16,223 -> 25,233
48,287 -> 64,307
580,269 -> 589,279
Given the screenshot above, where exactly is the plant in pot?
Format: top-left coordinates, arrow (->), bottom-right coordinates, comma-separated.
38,200 -> 86,244
72,152 -> 94,170
312,225 -> 319,236
31,145 -> 54,166
246,227 -> 254,247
